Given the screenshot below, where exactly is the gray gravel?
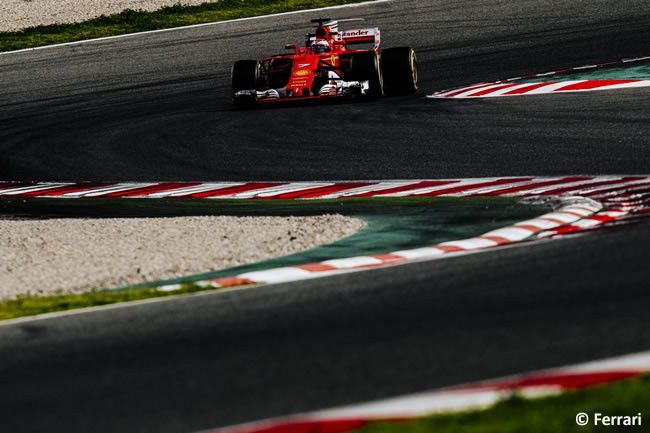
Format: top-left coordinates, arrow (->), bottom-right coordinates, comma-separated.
0,214 -> 366,300
2,0 -> 212,32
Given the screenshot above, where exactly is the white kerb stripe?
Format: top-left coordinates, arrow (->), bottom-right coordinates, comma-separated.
588,180 -> 650,197
315,182 -> 417,199
597,211 -> 629,217
505,177 -> 616,196
438,238 -> 498,250
558,80 -> 650,92
391,247 -> 446,259
539,212 -> 581,223
0,183 -> 72,195
195,280 -> 221,289
453,83 -> 517,98
514,218 -> 561,230
158,284 -> 182,292
572,178 -> 650,195
563,201 -> 602,213
69,183 -> 158,197
238,267 -> 312,283
525,81 -> 586,94
471,83 -> 539,97
374,178 -> 487,197
570,219 -> 602,229
483,226 -> 538,241
428,83 -> 493,98
560,206 -> 596,217
456,177 -> 547,195
146,183 -> 241,198
447,180 -> 542,196
321,256 -> 383,268
239,182 -> 332,198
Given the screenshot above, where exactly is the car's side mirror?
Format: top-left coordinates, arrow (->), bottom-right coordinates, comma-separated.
284,44 -> 297,51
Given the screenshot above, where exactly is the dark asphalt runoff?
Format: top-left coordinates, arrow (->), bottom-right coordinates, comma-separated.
0,0 -> 649,432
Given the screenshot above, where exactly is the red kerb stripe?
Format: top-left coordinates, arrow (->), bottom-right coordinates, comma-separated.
369,254 -> 406,263
415,178 -> 532,196
585,182 -> 650,196
563,210 -> 588,218
479,236 -> 512,245
506,371 -> 643,390
233,419 -> 369,433
0,182 -> 34,191
538,177 -> 645,196
434,245 -> 465,252
549,225 -> 581,235
348,180 -> 457,197
466,83 -> 521,96
503,82 -> 557,95
211,277 -> 256,287
515,224 -> 544,233
105,183 -> 201,197
556,80 -> 640,91
538,217 -> 567,225
479,176 -> 592,196
190,183 -> 287,198
440,83 -> 496,97
586,215 -> 617,223
295,263 -> 338,272
38,182 -> 116,196
455,371 -> 642,393
270,183 -> 373,199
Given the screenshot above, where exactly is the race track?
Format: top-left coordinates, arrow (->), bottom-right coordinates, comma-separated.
0,0 -> 649,432
1,0 -> 649,180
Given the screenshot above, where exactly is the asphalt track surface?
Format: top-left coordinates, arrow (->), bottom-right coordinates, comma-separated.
0,0 -> 649,432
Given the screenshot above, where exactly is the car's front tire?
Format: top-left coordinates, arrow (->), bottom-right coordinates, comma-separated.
231,60 -> 260,105
380,47 -> 418,96
350,51 -> 384,97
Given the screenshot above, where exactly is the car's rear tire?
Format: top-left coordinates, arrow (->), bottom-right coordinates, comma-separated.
350,51 -> 384,97
231,60 -> 260,105
380,47 -> 418,96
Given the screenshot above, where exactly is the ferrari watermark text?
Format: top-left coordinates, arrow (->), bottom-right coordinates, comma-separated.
576,412 -> 643,427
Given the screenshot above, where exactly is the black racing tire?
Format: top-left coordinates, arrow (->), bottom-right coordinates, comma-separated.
380,47 -> 418,96
350,51 -> 384,97
231,60 -> 260,105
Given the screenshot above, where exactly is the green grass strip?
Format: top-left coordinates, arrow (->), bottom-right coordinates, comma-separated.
0,282 -> 235,321
0,0 -> 372,53
355,374 -> 650,433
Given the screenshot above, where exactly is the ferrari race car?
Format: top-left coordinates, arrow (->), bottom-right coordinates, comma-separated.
231,18 -> 418,105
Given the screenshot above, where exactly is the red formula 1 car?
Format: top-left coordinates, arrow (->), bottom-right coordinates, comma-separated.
231,18 -> 418,105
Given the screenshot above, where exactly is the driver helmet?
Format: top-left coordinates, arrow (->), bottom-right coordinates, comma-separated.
311,39 -> 330,54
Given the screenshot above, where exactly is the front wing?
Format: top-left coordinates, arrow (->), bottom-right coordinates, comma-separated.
233,80 -> 370,104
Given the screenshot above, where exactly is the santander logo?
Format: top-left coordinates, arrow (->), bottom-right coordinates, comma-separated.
342,30 -> 370,37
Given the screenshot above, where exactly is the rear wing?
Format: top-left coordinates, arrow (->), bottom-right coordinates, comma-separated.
340,28 -> 380,49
